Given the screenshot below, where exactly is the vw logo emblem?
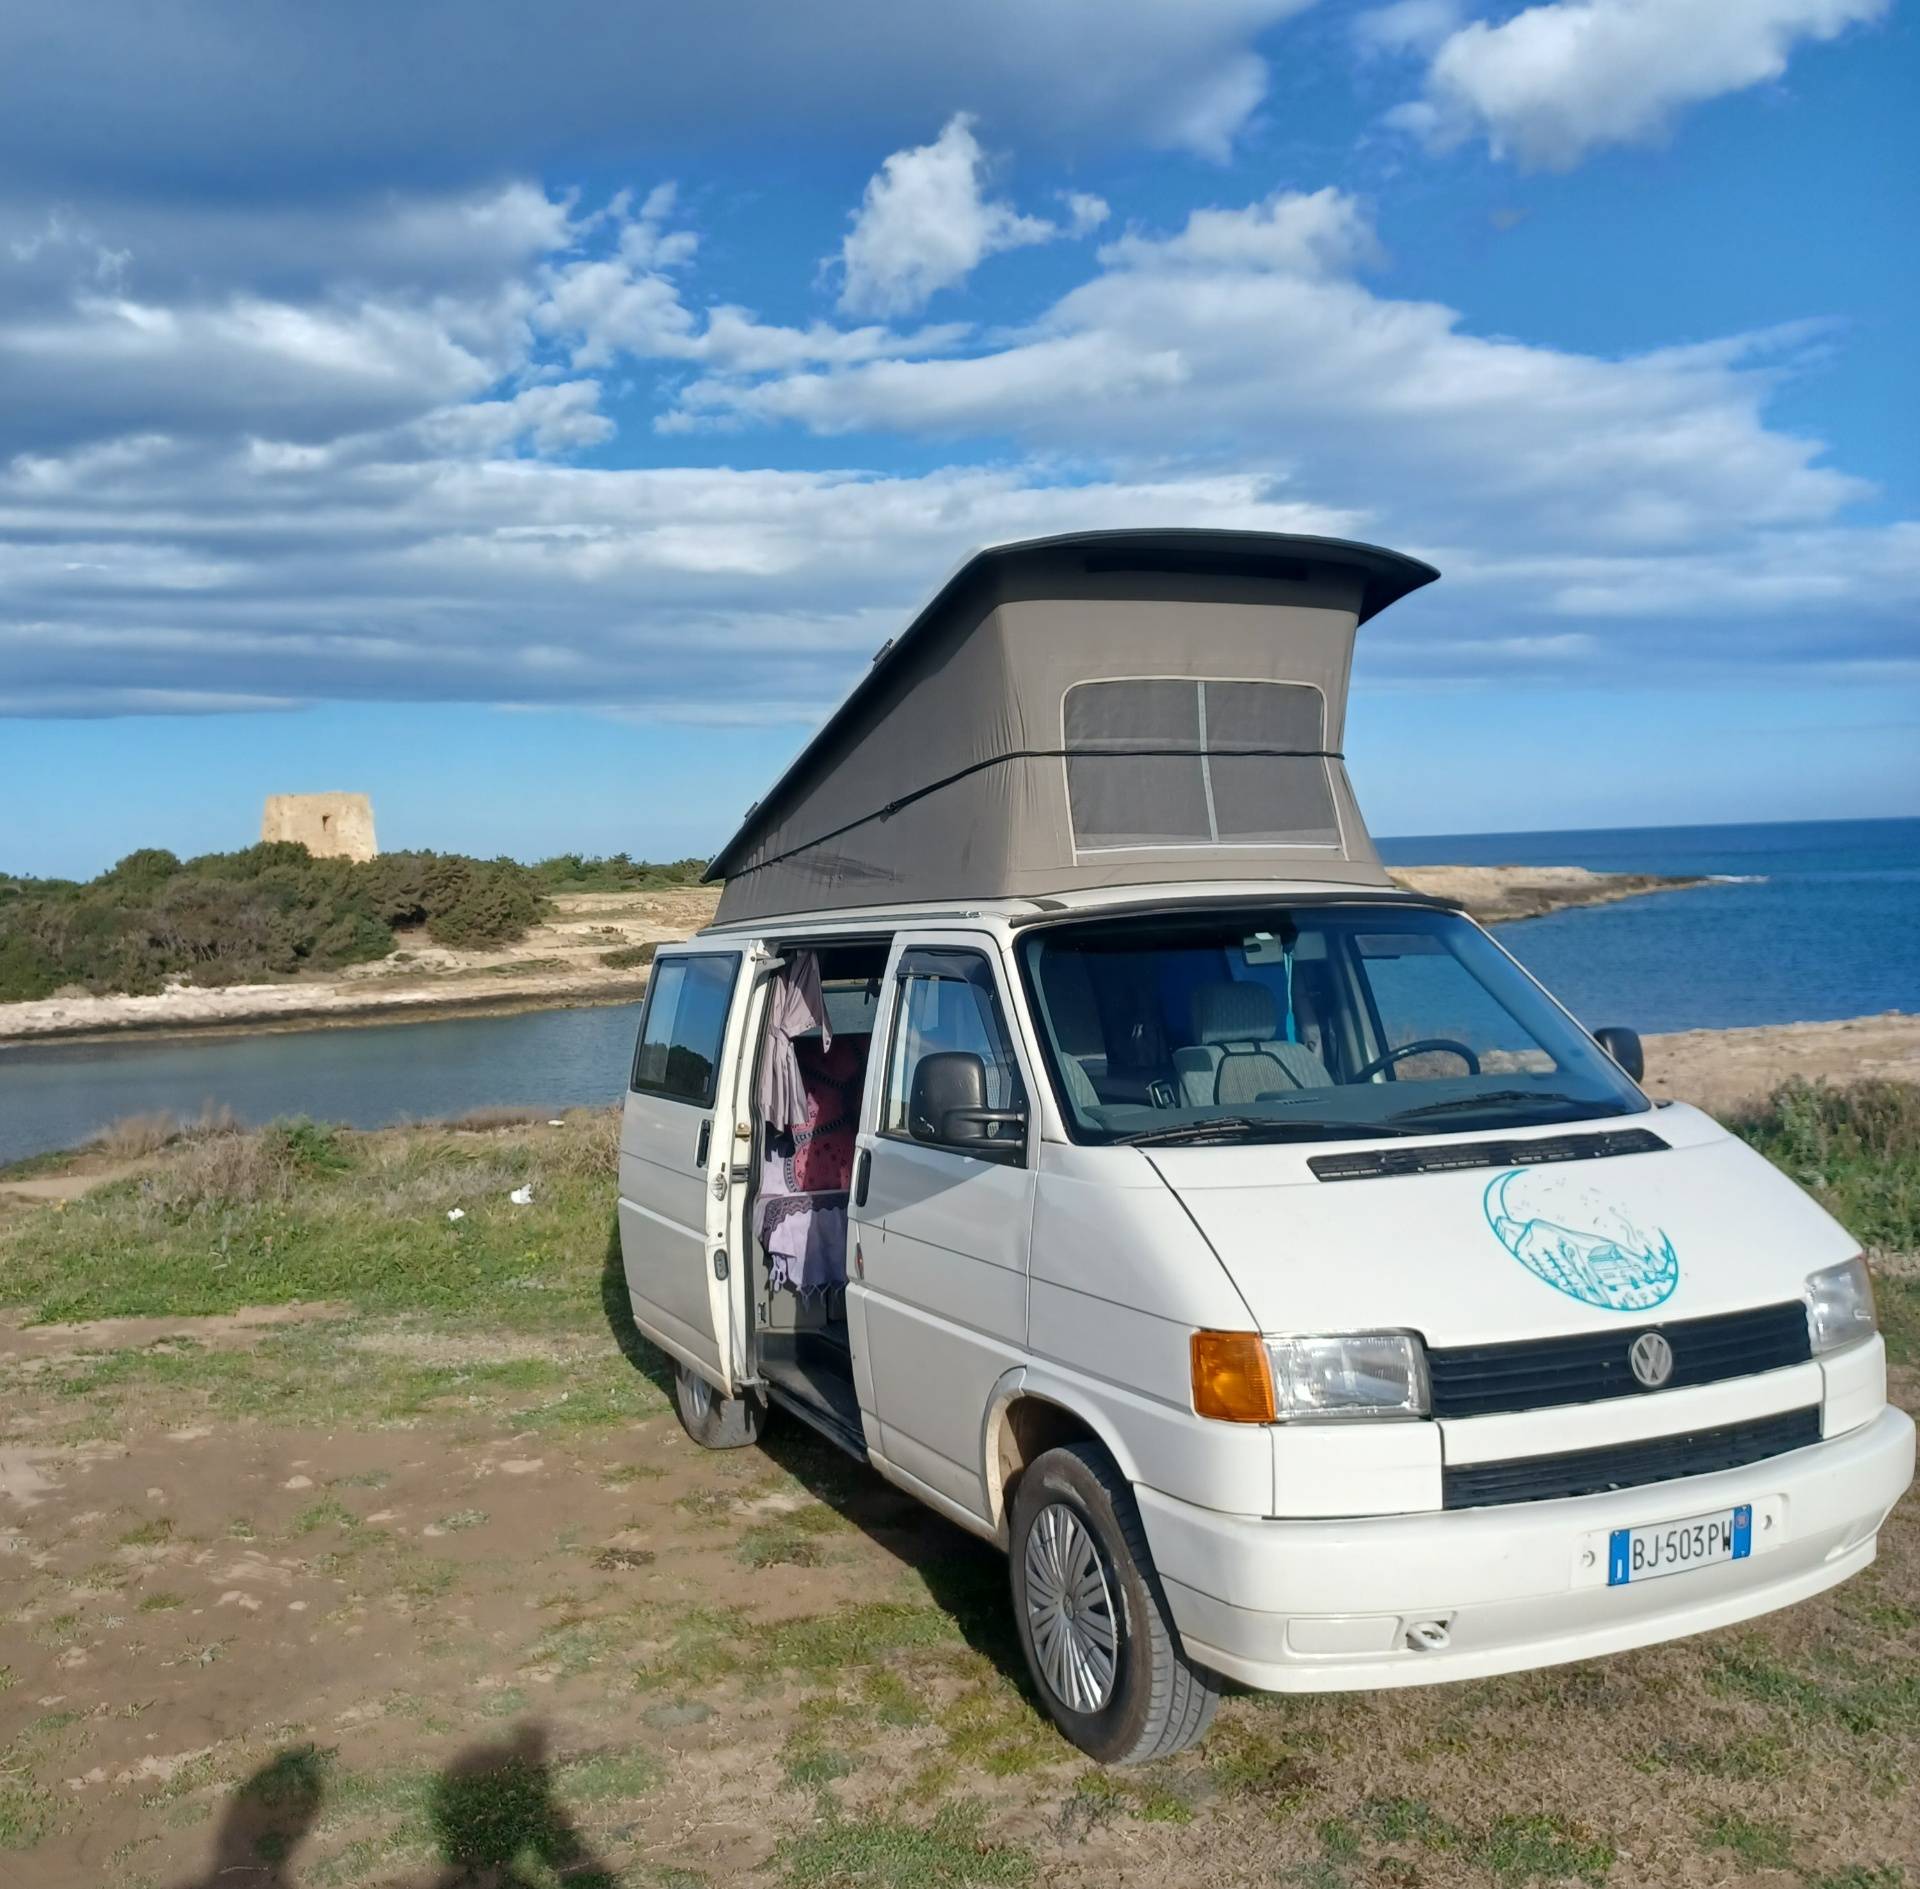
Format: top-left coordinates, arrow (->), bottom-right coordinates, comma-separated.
1629,1330 -> 1674,1389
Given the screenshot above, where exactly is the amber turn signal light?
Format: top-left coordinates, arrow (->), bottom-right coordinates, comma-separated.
1190,1330 -> 1276,1423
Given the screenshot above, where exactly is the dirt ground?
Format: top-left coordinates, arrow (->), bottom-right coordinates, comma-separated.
4,1301 -> 1912,1889
1,1106 -> 1916,1888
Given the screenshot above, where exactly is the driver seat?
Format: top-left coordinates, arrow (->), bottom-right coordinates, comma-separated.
1175,983 -> 1334,1107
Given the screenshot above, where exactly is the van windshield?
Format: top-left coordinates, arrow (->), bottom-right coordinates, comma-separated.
1016,904 -> 1647,1145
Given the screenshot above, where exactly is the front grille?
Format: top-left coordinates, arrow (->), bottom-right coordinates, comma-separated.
1308,1124 -> 1667,1182
1441,1406 -> 1821,1510
1427,1300 -> 1812,1419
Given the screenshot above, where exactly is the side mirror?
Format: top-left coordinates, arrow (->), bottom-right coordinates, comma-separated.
1592,1026 -> 1644,1083
908,1051 -> 1027,1161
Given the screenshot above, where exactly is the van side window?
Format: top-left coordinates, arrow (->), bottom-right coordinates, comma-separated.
882,953 -> 1026,1144
630,955 -> 737,1105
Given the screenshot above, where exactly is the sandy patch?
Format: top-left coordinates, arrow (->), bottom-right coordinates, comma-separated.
0,1301 -> 352,1366
1643,1010 -> 1920,1114
348,1327 -> 602,1367
0,1163 -> 141,1206
0,1446 -> 63,1507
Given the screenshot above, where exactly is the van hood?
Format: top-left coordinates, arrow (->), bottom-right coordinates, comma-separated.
1147,1105 -> 1856,1346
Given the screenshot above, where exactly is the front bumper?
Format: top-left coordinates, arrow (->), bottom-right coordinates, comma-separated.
1139,1403 -> 1915,1692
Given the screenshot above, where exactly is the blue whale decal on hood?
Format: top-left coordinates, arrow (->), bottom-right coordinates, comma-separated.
1484,1167 -> 1679,1312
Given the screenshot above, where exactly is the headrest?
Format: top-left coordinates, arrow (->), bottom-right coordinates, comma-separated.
1192,981 -> 1278,1047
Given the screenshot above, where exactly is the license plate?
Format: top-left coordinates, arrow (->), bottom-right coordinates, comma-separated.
1608,1504 -> 1752,1586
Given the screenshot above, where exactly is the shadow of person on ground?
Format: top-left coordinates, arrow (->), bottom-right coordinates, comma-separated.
168,1743 -> 328,1888
423,1723 -> 616,1889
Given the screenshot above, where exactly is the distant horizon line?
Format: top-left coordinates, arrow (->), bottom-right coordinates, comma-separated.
14,810 -> 1917,885
1376,812 -> 1918,844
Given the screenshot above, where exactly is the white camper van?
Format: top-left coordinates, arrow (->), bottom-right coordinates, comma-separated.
617,530 -> 1914,1764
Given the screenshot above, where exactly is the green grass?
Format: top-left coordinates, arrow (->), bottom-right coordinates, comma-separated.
26,1311 -> 669,1441
1877,1276 -> 1920,1369
1730,1079 -> 1920,1254
1699,1812 -> 1794,1869
935,1668 -> 1063,1777
1353,1796 -> 1617,1886
778,1800 -> 1031,1887
735,1503 -> 851,1569
1709,1636 -> 1920,1738
0,1119 -> 616,1325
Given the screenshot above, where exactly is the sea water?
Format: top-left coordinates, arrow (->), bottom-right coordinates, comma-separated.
2,818 -> 1914,1164
1378,816 -> 1919,1036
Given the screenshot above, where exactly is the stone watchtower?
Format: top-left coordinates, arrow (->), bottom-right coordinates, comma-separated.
261,793 -> 378,862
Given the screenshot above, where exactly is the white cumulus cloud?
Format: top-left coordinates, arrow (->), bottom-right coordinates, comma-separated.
836,114 -> 1064,317
1352,0 -> 1463,57
1393,0 -> 1889,169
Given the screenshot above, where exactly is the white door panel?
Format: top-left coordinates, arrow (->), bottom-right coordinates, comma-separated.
851,932 -> 1038,1519
616,949 -> 750,1390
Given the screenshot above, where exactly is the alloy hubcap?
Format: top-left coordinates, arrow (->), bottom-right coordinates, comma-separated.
685,1374 -> 712,1421
1023,1503 -> 1118,1713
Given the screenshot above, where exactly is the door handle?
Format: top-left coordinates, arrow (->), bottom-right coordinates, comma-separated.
854,1147 -> 871,1208
695,1119 -> 711,1167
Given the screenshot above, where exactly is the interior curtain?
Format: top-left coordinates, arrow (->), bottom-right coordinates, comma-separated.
758,949 -> 831,1131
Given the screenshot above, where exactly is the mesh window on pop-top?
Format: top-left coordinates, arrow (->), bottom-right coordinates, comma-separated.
1063,678 -> 1339,852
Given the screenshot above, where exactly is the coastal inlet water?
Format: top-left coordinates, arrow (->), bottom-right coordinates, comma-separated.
2,818 -> 1914,1165
0,1002 -> 648,1168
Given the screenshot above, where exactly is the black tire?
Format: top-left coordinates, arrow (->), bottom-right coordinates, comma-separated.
671,1361 -> 767,1449
1009,1440 -> 1221,1765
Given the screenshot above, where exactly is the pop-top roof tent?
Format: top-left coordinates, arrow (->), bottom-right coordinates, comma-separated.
706,529 -> 1439,926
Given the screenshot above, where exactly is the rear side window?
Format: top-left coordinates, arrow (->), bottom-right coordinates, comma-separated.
631,955 -> 738,1105
1062,677 -> 1339,852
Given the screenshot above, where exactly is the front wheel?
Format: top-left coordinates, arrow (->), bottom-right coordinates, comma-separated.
671,1361 -> 767,1449
1009,1441 -> 1221,1764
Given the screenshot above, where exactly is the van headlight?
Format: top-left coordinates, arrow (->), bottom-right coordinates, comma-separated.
1266,1332 -> 1430,1421
1805,1256 -> 1877,1356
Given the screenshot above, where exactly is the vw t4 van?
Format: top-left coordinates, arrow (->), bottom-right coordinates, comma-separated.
616,529 -> 1914,1763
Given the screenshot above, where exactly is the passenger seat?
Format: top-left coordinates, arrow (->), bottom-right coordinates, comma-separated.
1175,983 -> 1333,1106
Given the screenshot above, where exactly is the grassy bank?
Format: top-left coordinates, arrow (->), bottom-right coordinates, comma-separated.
7,1078 -> 1914,1355
0,1088 -> 1914,1887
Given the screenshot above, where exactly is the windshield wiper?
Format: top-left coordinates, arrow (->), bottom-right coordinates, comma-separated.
1116,1117 -> 1419,1148
1388,1089 -> 1580,1122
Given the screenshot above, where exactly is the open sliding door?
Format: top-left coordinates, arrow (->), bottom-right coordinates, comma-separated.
618,946 -> 760,1392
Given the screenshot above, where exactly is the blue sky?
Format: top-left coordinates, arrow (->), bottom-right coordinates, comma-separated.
2,0 -> 1915,878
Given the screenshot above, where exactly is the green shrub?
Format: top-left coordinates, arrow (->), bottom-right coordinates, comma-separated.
1730,1079 -> 1920,1253
0,846 -> 548,1000
529,852 -> 706,892
600,943 -> 657,970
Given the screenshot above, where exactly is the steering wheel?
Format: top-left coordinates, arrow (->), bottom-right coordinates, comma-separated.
1349,1038 -> 1480,1083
